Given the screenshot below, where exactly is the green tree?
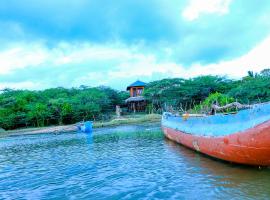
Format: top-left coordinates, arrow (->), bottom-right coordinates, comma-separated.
260,68 -> 270,77
27,103 -> 49,127
228,76 -> 270,103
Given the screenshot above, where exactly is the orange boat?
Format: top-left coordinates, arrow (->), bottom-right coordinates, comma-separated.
162,103 -> 270,166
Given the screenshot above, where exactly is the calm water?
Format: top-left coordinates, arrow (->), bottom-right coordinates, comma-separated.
0,124 -> 270,200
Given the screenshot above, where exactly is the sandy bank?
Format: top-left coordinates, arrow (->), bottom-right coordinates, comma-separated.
3,114 -> 161,137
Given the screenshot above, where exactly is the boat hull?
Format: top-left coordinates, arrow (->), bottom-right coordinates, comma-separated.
162,120 -> 270,166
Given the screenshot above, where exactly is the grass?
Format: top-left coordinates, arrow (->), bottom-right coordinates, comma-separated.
94,114 -> 162,128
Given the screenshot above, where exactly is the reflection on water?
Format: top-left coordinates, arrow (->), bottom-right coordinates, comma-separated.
0,124 -> 269,200
165,139 -> 270,199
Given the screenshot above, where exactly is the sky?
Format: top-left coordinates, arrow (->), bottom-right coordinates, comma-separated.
0,0 -> 270,91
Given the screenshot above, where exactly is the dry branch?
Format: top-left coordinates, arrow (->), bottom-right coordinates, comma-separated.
211,102 -> 253,114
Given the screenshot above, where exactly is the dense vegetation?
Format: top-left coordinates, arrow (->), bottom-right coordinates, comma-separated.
143,69 -> 270,113
0,69 -> 269,130
0,86 -> 129,130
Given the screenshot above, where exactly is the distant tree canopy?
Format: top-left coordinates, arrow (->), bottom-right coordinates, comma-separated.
143,75 -> 235,112
1,69 -> 270,130
0,87 -> 129,130
144,70 -> 270,113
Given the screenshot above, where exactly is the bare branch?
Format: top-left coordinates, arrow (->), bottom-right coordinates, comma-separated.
211,102 -> 252,113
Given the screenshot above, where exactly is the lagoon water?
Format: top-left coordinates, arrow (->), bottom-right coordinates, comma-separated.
0,124 -> 270,200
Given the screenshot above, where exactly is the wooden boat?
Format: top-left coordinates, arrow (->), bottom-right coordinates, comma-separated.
162,103 -> 270,166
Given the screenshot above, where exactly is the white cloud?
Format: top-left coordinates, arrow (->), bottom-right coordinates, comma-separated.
0,34 -> 270,90
0,42 -> 128,74
185,35 -> 270,78
182,0 -> 232,21
0,81 -> 40,90
0,44 -> 49,74
104,34 -> 270,81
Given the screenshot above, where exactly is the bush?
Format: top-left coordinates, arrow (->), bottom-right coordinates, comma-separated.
192,92 -> 235,113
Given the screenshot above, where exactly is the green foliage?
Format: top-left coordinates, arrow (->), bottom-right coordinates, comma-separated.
193,92 -> 235,113
0,87 -> 128,130
143,78 -> 184,111
1,68 -> 270,130
260,68 -> 270,77
144,75 -> 234,111
202,92 -> 235,107
228,76 -> 270,104
144,70 -> 270,112
27,103 -> 49,127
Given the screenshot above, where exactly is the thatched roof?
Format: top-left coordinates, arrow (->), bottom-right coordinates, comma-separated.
125,96 -> 145,103
127,80 -> 147,90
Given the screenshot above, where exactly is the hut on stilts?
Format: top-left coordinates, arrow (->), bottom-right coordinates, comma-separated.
125,80 -> 147,112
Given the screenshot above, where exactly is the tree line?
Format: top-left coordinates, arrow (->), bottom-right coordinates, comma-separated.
0,86 -> 129,130
143,69 -> 270,113
0,69 -> 269,130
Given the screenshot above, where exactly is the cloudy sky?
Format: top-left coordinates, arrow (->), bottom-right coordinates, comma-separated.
0,0 -> 270,91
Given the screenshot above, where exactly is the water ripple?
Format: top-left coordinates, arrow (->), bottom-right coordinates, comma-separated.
0,124 -> 270,199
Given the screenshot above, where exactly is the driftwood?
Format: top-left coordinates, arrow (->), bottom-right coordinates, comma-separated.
211,102 -> 253,115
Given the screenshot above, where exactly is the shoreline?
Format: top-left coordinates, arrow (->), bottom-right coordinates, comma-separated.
2,114 -> 162,137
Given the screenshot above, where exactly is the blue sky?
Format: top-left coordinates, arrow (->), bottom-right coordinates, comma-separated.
0,0 -> 270,91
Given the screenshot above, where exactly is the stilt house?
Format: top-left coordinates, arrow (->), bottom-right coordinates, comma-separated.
125,80 -> 147,112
